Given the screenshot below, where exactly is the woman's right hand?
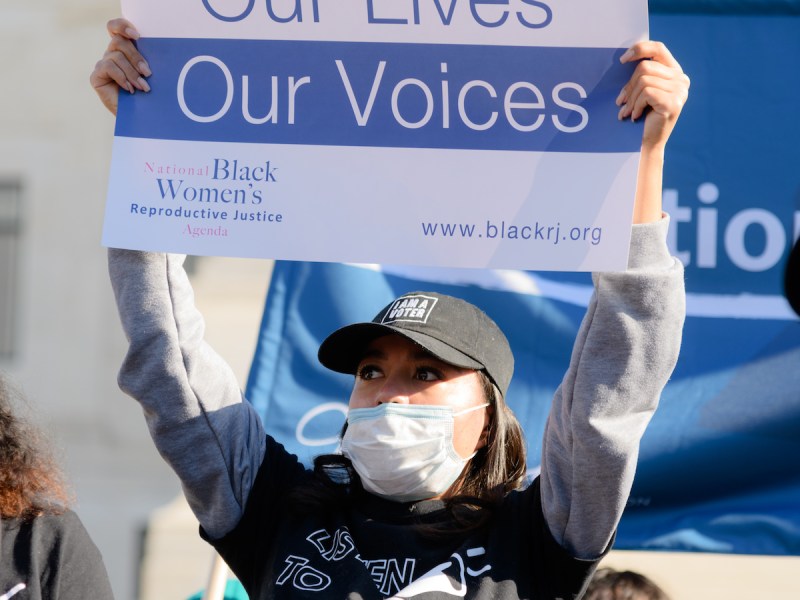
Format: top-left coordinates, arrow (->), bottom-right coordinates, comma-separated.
90,18 -> 151,116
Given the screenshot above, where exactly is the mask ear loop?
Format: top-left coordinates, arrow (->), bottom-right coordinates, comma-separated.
452,402 -> 490,418
453,403 -> 492,459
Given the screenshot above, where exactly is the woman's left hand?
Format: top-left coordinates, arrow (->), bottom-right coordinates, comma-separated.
616,41 -> 690,152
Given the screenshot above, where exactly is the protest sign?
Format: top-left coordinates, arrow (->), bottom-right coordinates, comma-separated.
104,0 -> 647,270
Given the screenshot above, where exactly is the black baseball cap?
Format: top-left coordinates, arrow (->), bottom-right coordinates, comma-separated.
318,291 -> 514,396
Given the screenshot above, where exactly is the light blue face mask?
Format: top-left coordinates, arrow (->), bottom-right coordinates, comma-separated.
341,402 -> 489,503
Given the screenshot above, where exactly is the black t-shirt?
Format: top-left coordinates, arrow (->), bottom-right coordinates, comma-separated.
0,510 -> 114,600
206,436 -> 602,600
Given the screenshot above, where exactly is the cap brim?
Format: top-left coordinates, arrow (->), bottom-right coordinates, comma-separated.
318,322 -> 484,375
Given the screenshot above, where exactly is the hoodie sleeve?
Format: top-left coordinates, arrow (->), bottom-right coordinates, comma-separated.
108,249 -> 266,539
539,215 -> 685,558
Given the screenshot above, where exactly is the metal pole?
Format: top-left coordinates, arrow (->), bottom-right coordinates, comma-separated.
201,553 -> 230,600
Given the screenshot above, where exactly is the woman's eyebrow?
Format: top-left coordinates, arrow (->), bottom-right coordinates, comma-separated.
359,346 -> 443,365
359,348 -> 387,361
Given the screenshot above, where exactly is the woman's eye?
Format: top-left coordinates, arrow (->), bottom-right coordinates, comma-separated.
358,365 -> 381,380
416,367 -> 442,382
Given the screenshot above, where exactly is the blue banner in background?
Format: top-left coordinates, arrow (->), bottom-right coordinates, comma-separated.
244,10 -> 800,555
612,11 -> 800,556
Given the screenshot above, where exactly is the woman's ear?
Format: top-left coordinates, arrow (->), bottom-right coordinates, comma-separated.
478,405 -> 494,449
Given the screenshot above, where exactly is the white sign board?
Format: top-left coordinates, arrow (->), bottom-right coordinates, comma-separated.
103,0 -> 648,271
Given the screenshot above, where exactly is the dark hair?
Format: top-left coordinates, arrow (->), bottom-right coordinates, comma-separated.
287,370 -> 527,535
0,375 -> 71,521
584,568 -> 671,600
448,371 -> 527,499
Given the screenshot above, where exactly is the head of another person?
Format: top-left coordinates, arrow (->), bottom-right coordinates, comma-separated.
318,291 -> 527,504
584,568 -> 671,600
0,373 -> 71,520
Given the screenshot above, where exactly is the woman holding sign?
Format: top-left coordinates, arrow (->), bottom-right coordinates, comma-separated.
92,19 -> 688,600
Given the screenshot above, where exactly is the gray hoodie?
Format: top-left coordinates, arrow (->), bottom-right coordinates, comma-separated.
108,215 -> 684,560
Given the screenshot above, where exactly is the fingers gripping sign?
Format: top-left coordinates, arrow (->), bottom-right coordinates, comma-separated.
616,40 -> 691,150
89,18 -> 152,115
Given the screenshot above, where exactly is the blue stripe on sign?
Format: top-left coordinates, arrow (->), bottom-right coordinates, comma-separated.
116,38 -> 642,153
